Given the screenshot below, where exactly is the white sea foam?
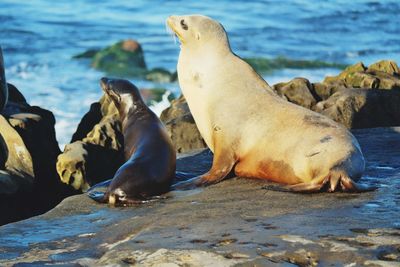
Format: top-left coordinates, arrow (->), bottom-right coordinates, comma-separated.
149,91 -> 173,117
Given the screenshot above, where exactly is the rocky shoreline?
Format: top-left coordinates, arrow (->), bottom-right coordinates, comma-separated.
0,127 -> 399,266
1,40 -> 400,265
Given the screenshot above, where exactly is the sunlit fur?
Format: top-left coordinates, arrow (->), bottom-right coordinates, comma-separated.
167,15 -> 367,192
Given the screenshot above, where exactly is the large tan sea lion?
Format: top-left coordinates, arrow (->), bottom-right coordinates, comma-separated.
167,15 -> 372,192
88,78 -> 176,205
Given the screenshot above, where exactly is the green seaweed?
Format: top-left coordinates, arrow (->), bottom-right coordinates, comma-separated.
244,56 -> 347,74
72,49 -> 99,59
91,41 -> 147,77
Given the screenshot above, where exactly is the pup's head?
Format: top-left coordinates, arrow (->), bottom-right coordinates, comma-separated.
100,77 -> 144,115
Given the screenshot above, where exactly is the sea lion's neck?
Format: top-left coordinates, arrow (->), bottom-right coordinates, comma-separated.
119,100 -> 147,131
181,41 -> 231,58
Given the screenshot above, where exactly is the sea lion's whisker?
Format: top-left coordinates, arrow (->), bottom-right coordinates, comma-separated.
165,22 -> 177,44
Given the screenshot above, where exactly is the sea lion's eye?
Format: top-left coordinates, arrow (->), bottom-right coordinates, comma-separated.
180,19 -> 188,30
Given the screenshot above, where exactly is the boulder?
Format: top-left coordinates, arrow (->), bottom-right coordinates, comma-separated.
74,41 -> 180,83
160,95 -> 206,153
0,115 -> 34,181
323,61 -> 400,90
0,47 -> 8,112
0,84 -> 76,225
145,68 -> 174,83
91,39 -> 147,77
314,88 -> 400,129
311,82 -> 346,101
272,78 -> 317,109
367,60 -> 399,75
57,94 -> 124,191
70,102 -> 102,143
56,141 -> 123,191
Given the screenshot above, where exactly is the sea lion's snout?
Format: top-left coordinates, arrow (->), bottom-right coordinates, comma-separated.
100,77 -> 111,93
166,16 -> 177,29
167,15 -> 186,44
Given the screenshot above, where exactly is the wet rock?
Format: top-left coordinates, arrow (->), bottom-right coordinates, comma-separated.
160,95 -> 206,153
2,127 -> 400,266
57,94 -> 123,191
70,102 -> 102,143
324,62 -> 367,84
7,83 -> 27,104
311,82 -> 346,101
145,68 -> 174,83
10,107 -> 62,182
0,115 -> 34,181
74,41 -> 179,83
314,88 -> 400,128
368,60 -> 399,76
323,61 -> 400,90
82,116 -> 123,151
72,49 -> 99,59
273,78 -> 317,109
56,141 -> 123,191
0,84 -> 75,225
0,47 -> 8,112
91,39 -> 147,77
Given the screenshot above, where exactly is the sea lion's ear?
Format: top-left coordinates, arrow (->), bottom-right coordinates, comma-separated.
196,32 -> 201,40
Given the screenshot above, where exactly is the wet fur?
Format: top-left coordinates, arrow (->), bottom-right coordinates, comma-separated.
88,78 -> 176,205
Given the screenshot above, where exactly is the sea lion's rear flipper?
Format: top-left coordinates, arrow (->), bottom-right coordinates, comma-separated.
265,172 -> 376,193
86,179 -> 112,192
87,191 -> 107,203
338,175 -> 376,192
262,182 -> 324,193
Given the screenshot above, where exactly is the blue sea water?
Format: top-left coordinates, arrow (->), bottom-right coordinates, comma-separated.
0,0 -> 399,147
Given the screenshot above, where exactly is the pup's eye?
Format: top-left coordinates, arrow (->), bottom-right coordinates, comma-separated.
180,19 -> 188,30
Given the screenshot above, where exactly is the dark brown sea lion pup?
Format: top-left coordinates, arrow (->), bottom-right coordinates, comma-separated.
0,46 -> 9,112
167,14 -> 374,193
88,78 -> 176,205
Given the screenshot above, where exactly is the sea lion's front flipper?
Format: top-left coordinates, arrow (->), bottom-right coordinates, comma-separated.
87,191 -> 107,203
86,179 -> 112,192
172,152 -> 235,189
194,147 -> 236,186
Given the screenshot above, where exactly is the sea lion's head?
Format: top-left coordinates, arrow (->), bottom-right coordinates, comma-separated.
166,15 -> 230,51
100,77 -> 144,116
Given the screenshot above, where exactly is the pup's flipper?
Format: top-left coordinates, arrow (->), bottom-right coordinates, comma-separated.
87,191 -> 107,203
86,179 -> 112,192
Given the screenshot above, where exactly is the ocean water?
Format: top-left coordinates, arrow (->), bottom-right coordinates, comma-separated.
1,0 -> 399,147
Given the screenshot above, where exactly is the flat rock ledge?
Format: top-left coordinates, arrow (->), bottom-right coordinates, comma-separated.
1,127 -> 400,266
